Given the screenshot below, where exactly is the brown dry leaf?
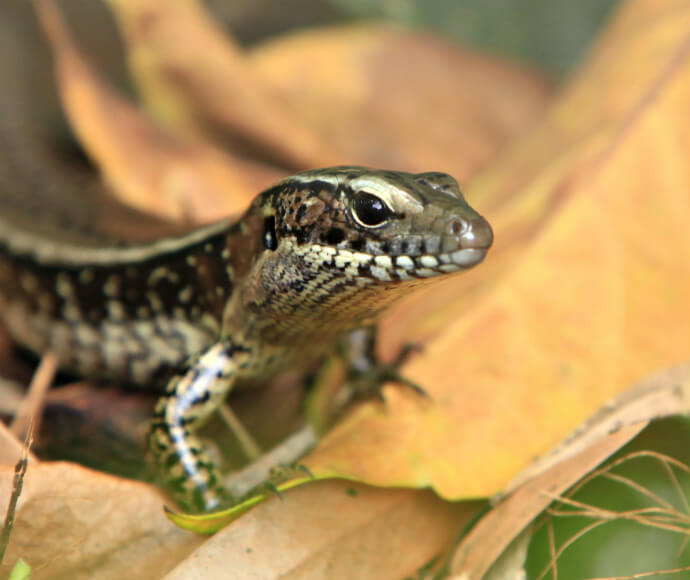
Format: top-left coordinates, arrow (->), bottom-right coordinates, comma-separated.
103,0 -> 337,169
33,0 -> 281,223
250,25 -> 552,177
0,461 -> 203,580
164,481 -> 478,580
450,362 -> 690,579
302,0 -> 690,498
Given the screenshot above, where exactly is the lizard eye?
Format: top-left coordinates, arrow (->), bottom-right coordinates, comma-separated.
352,192 -> 391,227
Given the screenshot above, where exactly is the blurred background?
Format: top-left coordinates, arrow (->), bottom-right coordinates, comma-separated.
214,0 -> 622,77
2,0 -> 622,82
0,0 -> 624,199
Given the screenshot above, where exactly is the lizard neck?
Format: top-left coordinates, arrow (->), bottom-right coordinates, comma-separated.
223,234 -> 424,349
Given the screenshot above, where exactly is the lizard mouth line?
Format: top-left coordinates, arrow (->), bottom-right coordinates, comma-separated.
307,245 -> 490,281
337,247 -> 490,282
391,247 -> 488,278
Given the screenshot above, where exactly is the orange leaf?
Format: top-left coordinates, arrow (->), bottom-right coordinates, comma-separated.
303,0 -> 690,499
250,25 -> 552,177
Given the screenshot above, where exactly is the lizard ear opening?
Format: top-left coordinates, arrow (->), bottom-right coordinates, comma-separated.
263,216 -> 278,250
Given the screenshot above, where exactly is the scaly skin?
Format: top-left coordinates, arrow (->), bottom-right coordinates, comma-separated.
0,166 -> 493,511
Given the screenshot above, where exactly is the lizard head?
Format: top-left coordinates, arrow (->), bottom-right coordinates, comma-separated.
262,166 -> 493,284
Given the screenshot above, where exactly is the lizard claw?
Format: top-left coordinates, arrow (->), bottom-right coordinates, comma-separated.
343,337 -> 429,403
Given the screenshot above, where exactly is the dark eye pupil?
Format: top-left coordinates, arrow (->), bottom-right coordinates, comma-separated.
353,193 -> 389,226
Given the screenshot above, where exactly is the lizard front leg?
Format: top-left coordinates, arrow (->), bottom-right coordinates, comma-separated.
149,340 -> 250,512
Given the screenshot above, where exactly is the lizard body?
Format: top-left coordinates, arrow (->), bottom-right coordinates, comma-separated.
0,166 -> 493,510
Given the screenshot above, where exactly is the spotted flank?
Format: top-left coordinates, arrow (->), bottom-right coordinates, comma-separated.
0,166 -> 493,511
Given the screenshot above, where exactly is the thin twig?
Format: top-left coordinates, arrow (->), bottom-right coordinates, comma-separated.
537,519 -> 609,580
600,471 -> 676,513
0,426 -> 33,565
659,455 -> 690,516
10,351 -> 58,440
547,518 -> 558,580
223,424 -> 317,499
563,450 -> 690,501
585,565 -> 690,579
218,404 -> 262,461
537,449 -> 690,579
547,496 -> 690,534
